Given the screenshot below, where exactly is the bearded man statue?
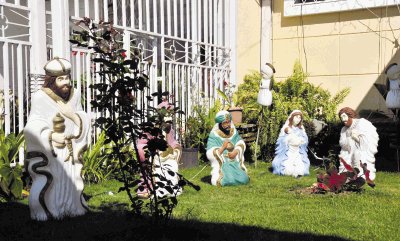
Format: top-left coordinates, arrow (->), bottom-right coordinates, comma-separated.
206,110 -> 249,186
24,57 -> 90,220
338,107 -> 379,180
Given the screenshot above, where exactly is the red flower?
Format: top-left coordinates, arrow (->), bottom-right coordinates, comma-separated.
121,51 -> 127,58
80,52 -> 84,56
72,51 -> 77,56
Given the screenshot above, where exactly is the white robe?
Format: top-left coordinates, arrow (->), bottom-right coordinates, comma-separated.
339,118 -> 379,180
24,88 -> 90,220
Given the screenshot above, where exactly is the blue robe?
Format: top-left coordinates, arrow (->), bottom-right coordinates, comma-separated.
272,126 -> 310,176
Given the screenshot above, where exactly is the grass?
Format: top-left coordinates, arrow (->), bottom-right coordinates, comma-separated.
1,162 -> 399,241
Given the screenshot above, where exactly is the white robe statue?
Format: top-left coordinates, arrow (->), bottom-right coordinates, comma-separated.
24,58 -> 90,220
338,108 -> 379,181
257,63 -> 275,106
385,63 -> 400,110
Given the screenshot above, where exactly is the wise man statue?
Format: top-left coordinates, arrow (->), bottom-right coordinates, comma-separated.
206,110 -> 249,186
24,57 -> 90,221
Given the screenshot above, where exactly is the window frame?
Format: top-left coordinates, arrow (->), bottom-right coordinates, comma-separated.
284,0 -> 400,17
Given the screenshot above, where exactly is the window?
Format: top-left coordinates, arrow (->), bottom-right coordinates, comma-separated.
284,0 -> 400,17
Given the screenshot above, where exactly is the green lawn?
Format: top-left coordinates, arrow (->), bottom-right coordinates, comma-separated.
173,162 -> 400,241
1,162 -> 399,241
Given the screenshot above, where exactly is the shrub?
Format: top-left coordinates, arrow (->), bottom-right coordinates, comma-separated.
0,129 -> 24,201
236,61 -> 350,160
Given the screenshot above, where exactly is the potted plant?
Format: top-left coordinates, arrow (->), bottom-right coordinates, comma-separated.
180,116 -> 200,169
217,82 -> 242,124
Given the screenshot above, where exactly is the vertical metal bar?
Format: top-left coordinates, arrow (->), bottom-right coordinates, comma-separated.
145,0 -> 150,31
224,0 -> 229,46
11,44 -> 16,133
152,0 -> 157,33
208,0 -> 212,44
131,0 -> 135,28
230,0 -> 237,86
174,64 -> 178,111
3,43 -> 10,134
122,0 -> 127,27
204,0 -> 208,44
186,0 -> 190,39
173,0 -> 177,37
76,51 -> 81,93
213,0 -> 217,46
94,0 -> 99,22
218,0 -> 223,46
191,0 -> 197,64
24,45 -> 30,115
180,0 -> 184,38
74,0 -> 79,17
103,0 -> 109,22
86,52 -> 92,145
197,0 -> 201,42
113,0 -> 118,25
168,63 -> 172,94
17,44 -> 24,133
0,5 -> 4,37
85,0 -> 90,16
160,0 -> 165,92
180,65 -> 185,124
167,0 -> 171,36
138,0 -> 143,30
187,66 -> 191,117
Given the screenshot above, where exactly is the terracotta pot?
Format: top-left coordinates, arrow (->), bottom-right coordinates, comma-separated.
228,107 -> 243,125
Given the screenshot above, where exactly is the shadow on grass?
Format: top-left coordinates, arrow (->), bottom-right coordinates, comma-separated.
0,201 -> 351,241
200,175 -> 211,184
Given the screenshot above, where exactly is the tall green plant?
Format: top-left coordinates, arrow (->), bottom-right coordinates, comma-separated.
82,131 -> 116,184
71,18 -> 198,221
0,129 -> 24,201
236,61 -> 350,160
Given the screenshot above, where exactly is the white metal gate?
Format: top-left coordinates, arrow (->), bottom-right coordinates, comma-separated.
68,0 -> 235,137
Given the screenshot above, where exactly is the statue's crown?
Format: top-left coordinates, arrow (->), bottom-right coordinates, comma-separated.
44,57 -> 71,77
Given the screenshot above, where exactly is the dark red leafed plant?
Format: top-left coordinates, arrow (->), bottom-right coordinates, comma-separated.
312,158 -> 375,194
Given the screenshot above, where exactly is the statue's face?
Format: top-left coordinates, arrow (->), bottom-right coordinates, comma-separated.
340,113 -> 352,127
221,119 -> 231,130
292,114 -> 302,126
55,75 -> 71,99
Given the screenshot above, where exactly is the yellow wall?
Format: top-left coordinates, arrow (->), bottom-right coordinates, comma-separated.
236,0 -> 261,86
272,0 -> 400,114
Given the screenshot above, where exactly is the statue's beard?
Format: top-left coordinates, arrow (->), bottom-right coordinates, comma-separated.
218,123 -> 230,135
54,84 -> 71,100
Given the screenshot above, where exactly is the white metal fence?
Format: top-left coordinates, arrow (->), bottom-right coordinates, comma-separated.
1,0 -> 235,159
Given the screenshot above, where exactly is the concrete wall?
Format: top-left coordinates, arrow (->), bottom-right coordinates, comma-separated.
236,0 -> 261,85
272,0 -> 400,114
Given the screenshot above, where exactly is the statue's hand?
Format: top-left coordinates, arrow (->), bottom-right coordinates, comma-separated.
222,140 -> 230,149
56,100 -> 81,126
227,150 -> 238,159
351,129 -> 360,143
